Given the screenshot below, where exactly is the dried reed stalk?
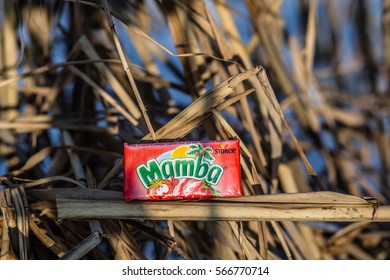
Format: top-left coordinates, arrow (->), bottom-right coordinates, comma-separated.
56,192 -> 389,222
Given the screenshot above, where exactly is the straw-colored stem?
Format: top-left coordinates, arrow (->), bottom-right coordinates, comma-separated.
102,0 -> 156,140
57,199 -> 390,222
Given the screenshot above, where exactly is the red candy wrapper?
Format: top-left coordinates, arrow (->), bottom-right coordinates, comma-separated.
123,139 -> 242,200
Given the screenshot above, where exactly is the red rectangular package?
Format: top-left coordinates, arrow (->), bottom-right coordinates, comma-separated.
123,139 -> 242,200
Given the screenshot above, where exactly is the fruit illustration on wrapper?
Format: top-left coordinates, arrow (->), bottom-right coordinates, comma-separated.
175,178 -> 220,199
147,176 -> 179,200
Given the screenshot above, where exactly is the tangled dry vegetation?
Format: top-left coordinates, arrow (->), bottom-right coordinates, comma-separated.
1,0 -> 390,260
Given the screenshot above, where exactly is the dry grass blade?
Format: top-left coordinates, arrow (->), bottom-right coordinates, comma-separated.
305,0 -> 317,74
144,67 -> 260,139
29,215 -> 66,258
384,0 -> 390,80
101,220 -> 147,260
0,0 -> 18,174
10,188 -> 29,260
270,221 -> 293,260
60,231 -> 103,260
102,0 -> 156,140
257,68 -> 324,190
1,189 -> 16,260
60,131 -> 104,259
0,218 -> 17,260
203,2 -> 270,174
212,108 -> 264,191
128,24 -> 241,66
68,66 -> 138,126
8,147 -> 52,177
125,220 -> 191,260
10,176 -> 86,189
26,188 -> 122,201
0,187 -> 29,259
75,36 -> 142,122
97,158 -> 123,190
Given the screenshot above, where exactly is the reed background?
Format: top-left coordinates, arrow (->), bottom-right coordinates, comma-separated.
1,0 -> 390,260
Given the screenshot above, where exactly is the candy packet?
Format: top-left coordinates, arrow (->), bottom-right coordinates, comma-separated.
123,139 -> 242,200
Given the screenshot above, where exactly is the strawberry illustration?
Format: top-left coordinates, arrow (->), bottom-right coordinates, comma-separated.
147,176 -> 179,200
175,178 -> 219,199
